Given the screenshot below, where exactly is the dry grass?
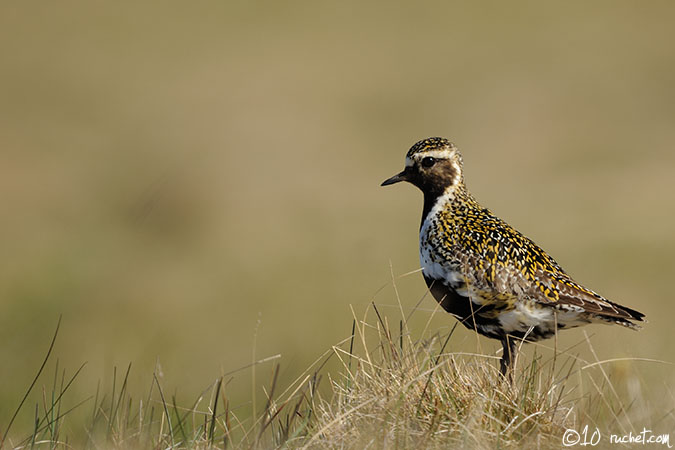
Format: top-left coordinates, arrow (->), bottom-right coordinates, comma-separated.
300,304 -> 661,450
3,302 -> 670,450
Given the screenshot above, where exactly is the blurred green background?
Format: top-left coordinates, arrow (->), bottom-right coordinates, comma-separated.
1,0 -> 674,433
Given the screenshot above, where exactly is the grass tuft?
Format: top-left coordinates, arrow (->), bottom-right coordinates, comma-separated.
1,304 -> 670,449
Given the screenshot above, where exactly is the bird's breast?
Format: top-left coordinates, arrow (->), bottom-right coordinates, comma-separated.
419,215 -> 464,289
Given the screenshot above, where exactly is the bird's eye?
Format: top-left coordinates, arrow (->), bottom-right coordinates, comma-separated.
421,157 -> 436,168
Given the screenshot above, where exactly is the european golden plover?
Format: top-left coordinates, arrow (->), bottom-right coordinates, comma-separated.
382,137 -> 645,375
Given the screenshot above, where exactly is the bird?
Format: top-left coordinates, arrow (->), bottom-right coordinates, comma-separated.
381,137 -> 645,376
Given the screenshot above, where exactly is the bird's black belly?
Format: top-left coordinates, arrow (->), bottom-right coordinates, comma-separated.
424,275 -> 567,343
424,275 -> 504,340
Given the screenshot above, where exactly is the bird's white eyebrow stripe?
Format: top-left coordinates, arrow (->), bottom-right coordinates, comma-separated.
416,149 -> 456,159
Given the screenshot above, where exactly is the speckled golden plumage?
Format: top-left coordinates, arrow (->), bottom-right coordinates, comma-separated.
382,137 -> 645,376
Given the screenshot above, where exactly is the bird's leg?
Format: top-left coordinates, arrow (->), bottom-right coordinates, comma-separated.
499,336 -> 517,379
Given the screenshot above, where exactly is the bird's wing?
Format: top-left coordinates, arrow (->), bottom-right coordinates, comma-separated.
543,268 -> 644,322
530,268 -> 644,321
456,212 -> 644,324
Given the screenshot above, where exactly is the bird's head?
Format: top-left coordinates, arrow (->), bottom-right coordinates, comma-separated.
381,137 -> 464,197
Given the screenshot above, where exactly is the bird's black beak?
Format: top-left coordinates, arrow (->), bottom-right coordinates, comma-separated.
381,168 -> 409,186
